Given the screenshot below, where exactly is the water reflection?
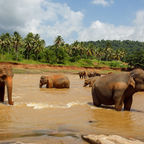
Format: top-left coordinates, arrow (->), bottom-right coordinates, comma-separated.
90,106 -> 144,140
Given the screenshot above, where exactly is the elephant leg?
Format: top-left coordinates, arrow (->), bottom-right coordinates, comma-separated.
93,99 -> 101,107
0,82 -> 5,102
92,88 -> 101,107
124,96 -> 132,111
113,90 -> 125,111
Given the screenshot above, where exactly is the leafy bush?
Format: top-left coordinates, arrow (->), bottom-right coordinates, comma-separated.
125,50 -> 144,68
0,53 -> 23,61
79,59 -> 94,67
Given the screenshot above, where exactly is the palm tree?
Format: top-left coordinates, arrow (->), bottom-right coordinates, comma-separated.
54,35 -> 64,47
12,31 -> 22,60
4,33 -> 11,54
71,41 -> 80,57
63,43 -> 70,54
86,43 -> 96,58
24,33 -> 46,60
95,47 -> 102,60
0,34 -> 6,55
103,42 -> 114,61
114,49 -> 125,61
24,32 -> 35,59
34,38 -> 45,61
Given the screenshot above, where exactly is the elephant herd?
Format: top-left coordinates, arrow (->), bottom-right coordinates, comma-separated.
78,71 -> 101,79
1,66 -> 144,111
82,69 -> 144,111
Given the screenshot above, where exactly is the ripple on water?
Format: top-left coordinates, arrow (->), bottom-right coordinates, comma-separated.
26,102 -> 87,109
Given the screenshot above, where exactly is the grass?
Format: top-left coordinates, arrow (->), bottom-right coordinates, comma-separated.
64,59 -> 128,68
0,59 -> 45,65
12,68 -> 79,74
12,68 -> 42,74
13,67 -> 120,75
1,56 -> 129,74
0,54 -> 128,68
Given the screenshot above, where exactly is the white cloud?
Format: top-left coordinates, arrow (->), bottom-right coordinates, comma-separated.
134,10 -> 144,25
78,21 -> 134,41
92,0 -> 114,7
132,10 -> 144,41
0,0 -> 83,44
78,10 -> 144,42
0,0 -> 144,45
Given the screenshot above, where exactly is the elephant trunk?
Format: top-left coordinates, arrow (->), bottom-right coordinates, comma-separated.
6,76 -> 13,105
39,82 -> 43,88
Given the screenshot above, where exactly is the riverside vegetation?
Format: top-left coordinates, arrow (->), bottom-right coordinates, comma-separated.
0,32 -> 144,68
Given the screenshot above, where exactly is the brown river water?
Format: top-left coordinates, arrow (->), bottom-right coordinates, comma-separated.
0,73 -> 144,143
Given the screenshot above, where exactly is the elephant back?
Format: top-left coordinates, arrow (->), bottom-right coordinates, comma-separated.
51,74 -> 70,88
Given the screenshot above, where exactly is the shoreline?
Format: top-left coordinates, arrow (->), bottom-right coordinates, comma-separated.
0,61 -> 123,74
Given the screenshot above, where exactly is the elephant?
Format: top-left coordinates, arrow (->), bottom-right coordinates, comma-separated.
0,66 -> 14,105
87,71 -> 101,78
83,76 -> 100,87
91,68 -> 144,111
78,71 -> 87,79
39,74 -> 70,88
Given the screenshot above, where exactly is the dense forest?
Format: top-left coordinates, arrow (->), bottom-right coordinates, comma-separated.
0,32 -> 144,68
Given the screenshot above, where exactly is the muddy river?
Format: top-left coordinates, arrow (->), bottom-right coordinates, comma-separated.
0,73 -> 144,143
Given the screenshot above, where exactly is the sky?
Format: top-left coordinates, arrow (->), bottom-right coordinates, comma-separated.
0,0 -> 144,45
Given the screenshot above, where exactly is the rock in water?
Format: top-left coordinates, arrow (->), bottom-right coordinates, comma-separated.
82,134 -> 144,144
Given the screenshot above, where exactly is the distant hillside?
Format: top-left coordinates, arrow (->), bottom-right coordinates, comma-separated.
82,40 -> 144,54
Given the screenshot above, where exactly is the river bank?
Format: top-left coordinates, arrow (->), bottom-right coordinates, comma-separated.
0,61 -> 123,74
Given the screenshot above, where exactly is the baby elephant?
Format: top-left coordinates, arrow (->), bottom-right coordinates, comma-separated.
83,76 -> 100,87
39,74 -> 70,88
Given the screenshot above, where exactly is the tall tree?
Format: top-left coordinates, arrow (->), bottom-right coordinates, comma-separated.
0,33 -> 6,55
24,32 -> 35,59
54,35 -> 64,47
4,33 -> 11,54
33,34 -> 45,60
12,31 -> 22,60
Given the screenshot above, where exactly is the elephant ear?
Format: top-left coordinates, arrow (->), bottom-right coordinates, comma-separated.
47,78 -> 53,88
129,76 -> 135,88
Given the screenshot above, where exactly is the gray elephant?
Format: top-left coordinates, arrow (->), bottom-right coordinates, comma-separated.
87,71 -> 101,78
0,66 -> 14,105
78,71 -> 87,79
92,69 -> 144,111
39,74 -> 70,88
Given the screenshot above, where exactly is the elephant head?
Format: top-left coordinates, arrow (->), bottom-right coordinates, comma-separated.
39,75 -> 54,88
84,77 -> 100,87
83,78 -> 92,87
130,68 -> 144,91
0,66 -> 14,105
39,76 -> 47,88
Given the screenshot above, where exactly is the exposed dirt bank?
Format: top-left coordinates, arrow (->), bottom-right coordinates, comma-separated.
0,62 -> 125,74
